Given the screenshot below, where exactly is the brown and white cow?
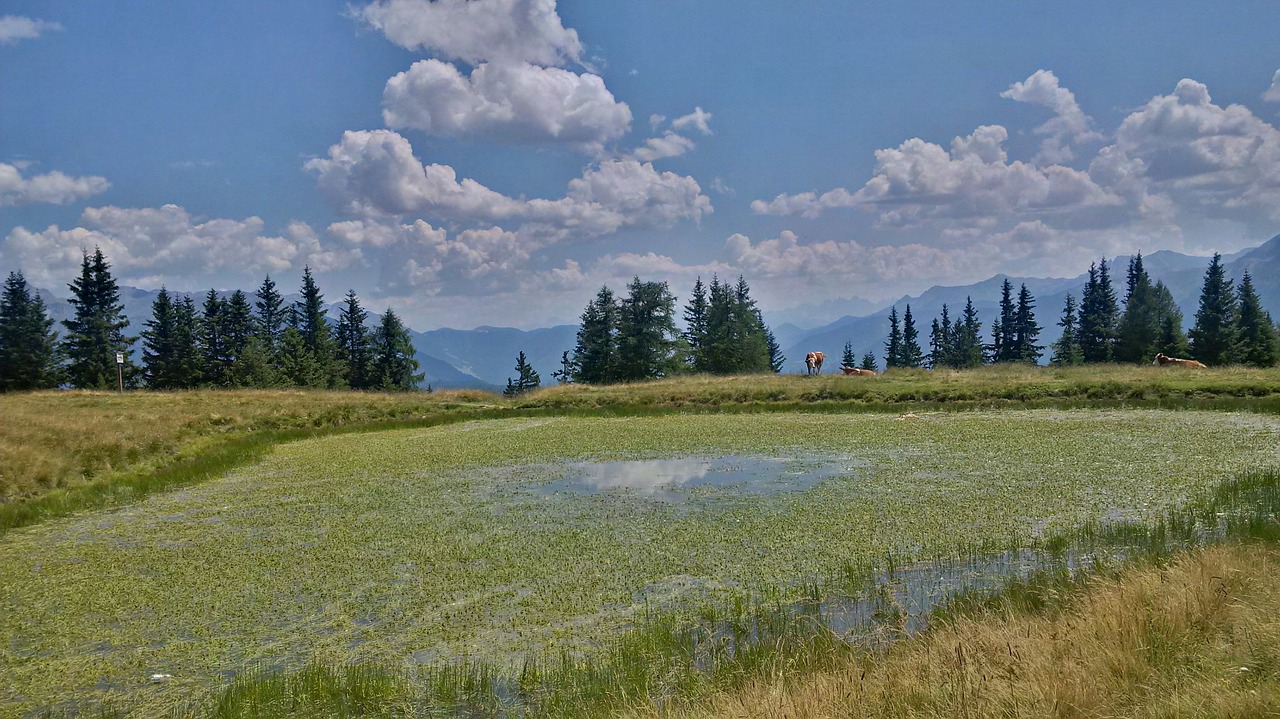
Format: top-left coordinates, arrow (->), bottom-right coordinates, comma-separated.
1153,352 -> 1207,368
840,366 -> 877,376
805,351 -> 825,375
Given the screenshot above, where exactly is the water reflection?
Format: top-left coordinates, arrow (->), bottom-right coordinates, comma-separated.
536,455 -> 857,501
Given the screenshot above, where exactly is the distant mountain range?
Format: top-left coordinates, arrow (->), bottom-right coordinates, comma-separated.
33,234 -> 1280,387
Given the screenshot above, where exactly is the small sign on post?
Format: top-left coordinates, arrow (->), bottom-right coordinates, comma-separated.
116,353 -> 124,393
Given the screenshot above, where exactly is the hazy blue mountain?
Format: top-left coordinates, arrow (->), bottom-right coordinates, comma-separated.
415,325 -> 579,387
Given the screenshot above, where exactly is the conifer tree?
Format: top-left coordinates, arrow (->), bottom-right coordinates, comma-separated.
571,286 -> 620,384
551,350 -> 575,384
1013,283 -> 1043,363
1051,293 -> 1083,366
930,304 -> 955,369
859,351 -> 878,372
765,327 -> 785,373
199,289 -> 228,386
254,274 -> 286,364
1188,253 -> 1237,366
952,297 -> 984,368
171,294 -> 203,388
61,247 -> 136,389
1079,259 -> 1118,363
370,308 -> 422,391
617,277 -> 680,381
223,290 -> 255,371
503,350 -> 542,397
991,279 -> 1017,362
1150,281 -> 1188,358
0,271 -> 59,391
883,306 -> 902,369
682,277 -> 709,371
279,326 -> 325,388
335,290 -> 372,389
1233,271 -> 1278,367
141,287 -> 177,388
842,341 -> 856,369
730,276 -> 771,373
1115,253 -> 1159,363
294,266 -> 343,387
898,304 -> 924,368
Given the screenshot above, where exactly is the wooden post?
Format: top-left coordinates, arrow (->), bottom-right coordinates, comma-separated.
116,352 -> 124,393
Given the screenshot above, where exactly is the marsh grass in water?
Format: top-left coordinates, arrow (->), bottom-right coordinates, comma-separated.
4,409 -> 1280,716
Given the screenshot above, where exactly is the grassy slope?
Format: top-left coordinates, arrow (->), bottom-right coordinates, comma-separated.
646,542 -> 1280,719
4,365 -> 1280,532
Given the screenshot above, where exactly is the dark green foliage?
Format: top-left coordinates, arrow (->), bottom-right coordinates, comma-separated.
617,277 -> 681,381
1051,294 -> 1083,366
254,274 -> 286,361
928,304 -> 956,369
690,276 -> 773,375
503,350 -> 542,397
278,327 -> 325,388
171,295 -> 203,389
765,328 -> 784,373
199,289 -> 228,386
294,267 -> 343,388
1233,271 -> 1278,368
1115,254 -> 1160,363
1189,253 -> 1237,366
897,304 -> 924,368
571,286 -> 620,384
841,342 -> 856,369
1079,259 -> 1118,363
223,290 -> 255,369
0,271 -> 59,391
1151,281 -> 1188,359
952,297 -> 985,368
1013,283 -> 1043,363
60,247 -> 136,389
141,287 -> 178,389
883,306 -> 901,369
990,279 -> 1017,363
858,351 -> 878,372
335,290 -> 372,389
682,277 -> 709,371
370,308 -> 422,391
551,350 -> 575,385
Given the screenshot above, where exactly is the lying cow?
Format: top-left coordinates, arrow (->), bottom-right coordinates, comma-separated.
1153,352 -> 1207,368
840,366 -> 877,376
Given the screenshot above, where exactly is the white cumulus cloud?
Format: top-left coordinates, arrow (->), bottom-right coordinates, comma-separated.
1263,69 -> 1280,102
672,107 -> 713,135
0,16 -> 62,45
382,60 -> 631,148
1001,69 -> 1103,164
630,132 -> 696,162
0,163 -> 109,205
356,0 -> 582,67
1,206 -> 356,288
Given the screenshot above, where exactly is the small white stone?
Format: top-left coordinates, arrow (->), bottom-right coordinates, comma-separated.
150,673 -> 173,683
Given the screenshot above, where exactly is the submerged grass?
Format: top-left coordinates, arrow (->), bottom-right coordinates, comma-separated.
4,409 -> 1280,716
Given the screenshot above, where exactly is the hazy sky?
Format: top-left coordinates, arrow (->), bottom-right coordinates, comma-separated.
3,1 -> 1280,329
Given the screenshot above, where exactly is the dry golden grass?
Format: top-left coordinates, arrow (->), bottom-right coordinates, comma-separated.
0,388 -> 496,503
642,542 -> 1280,719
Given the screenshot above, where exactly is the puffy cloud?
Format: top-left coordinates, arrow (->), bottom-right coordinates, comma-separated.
307,129 -> 711,236
630,132 -> 696,162
1265,69 -> 1280,102
1001,70 -> 1103,164
382,60 -> 630,148
672,107 -> 713,135
356,0 -> 582,67
0,163 -> 109,205
754,125 -> 1119,225
1,205 -> 355,287
1098,78 -> 1280,222
0,16 -> 62,45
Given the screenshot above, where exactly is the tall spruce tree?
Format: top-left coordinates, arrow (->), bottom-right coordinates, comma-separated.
883,306 -> 902,369
842,341 -> 857,369
168,294 -> 202,388
859,351 -> 878,372
991,279 -> 1017,362
0,271 -> 59,391
503,350 -> 542,397
199,289 -> 228,386
765,327 -> 785,373
1078,259 -> 1118,363
952,297 -> 984,368
571,285 -> 620,384
1013,283 -> 1043,363
898,304 -> 924,368
1233,271 -> 1278,367
141,287 -> 178,388
617,277 -> 680,381
294,267 -> 343,387
1115,253 -> 1159,363
682,277 -> 709,371
335,290 -> 372,389
223,290 -> 254,370
1188,253 -> 1237,366
370,308 -> 422,390
254,274 -> 286,364
61,247 -> 136,389
730,276 -> 772,373
1051,294 -> 1083,366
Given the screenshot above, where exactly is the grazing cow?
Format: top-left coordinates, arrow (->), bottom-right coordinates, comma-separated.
1153,352 -> 1208,368
840,366 -> 876,376
805,351 -> 825,375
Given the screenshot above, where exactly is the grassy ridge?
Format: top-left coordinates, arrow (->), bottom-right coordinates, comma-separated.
4,364 -> 1280,534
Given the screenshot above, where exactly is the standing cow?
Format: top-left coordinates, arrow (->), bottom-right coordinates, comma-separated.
805,351 -> 825,375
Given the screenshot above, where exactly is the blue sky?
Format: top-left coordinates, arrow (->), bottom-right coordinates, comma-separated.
3,1 -> 1280,329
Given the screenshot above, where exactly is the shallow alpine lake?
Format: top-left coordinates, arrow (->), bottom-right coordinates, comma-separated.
2,409 -> 1279,714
